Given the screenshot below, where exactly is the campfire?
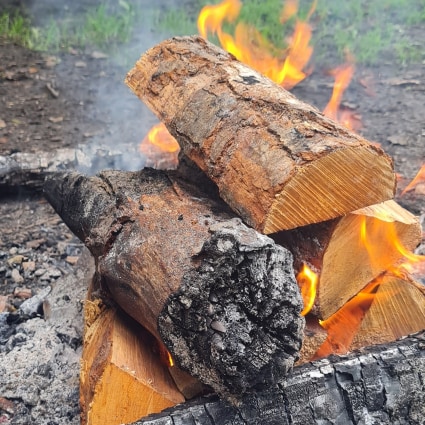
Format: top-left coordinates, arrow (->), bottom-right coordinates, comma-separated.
40,1 -> 425,423
40,28 -> 425,424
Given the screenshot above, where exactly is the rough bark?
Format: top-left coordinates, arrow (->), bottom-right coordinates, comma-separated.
43,167 -> 305,401
128,331 -> 425,425
125,35 -> 396,233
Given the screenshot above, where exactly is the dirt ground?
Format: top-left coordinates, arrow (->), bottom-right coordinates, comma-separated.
0,1 -> 424,424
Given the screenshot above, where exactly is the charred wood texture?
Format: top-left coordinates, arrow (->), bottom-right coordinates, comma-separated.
126,35 -> 396,233
129,331 -> 425,425
43,168 -> 305,401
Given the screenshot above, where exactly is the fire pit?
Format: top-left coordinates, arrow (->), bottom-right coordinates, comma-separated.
0,1 -> 424,424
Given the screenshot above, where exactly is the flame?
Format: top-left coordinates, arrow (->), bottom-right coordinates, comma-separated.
198,0 -> 315,89
401,164 -> 425,195
314,277 -> 382,358
322,60 -> 362,130
359,216 -> 425,277
296,263 -> 318,316
167,351 -> 174,367
142,122 -> 180,153
139,123 -> 180,169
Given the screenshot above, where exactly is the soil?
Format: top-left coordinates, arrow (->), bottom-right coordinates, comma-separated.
0,1 -> 424,424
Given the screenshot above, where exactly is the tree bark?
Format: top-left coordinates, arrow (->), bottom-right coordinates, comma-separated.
128,331 -> 425,425
125,35 -> 396,233
43,167 -> 305,401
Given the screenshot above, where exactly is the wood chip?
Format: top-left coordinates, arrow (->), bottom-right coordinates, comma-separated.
48,116 -> 64,123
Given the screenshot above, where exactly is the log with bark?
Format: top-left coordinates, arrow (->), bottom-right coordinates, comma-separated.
43,166 -> 305,401
128,330 -> 425,425
125,35 -> 396,233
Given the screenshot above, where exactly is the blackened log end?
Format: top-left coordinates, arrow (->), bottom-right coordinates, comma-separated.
158,218 -> 305,403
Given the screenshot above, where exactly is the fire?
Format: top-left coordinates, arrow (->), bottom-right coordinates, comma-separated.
198,0 -> 315,90
296,263 -> 318,316
401,164 -> 425,195
142,122 -> 179,153
139,123 -> 180,169
314,277 -> 382,358
322,60 -> 362,131
359,216 -> 425,277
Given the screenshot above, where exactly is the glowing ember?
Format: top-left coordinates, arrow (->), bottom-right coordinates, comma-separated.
401,164 -> 425,195
322,61 -> 362,131
296,263 -> 318,316
198,0 -> 315,89
167,351 -> 174,367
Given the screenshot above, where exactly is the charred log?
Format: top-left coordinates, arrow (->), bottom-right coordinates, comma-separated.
129,331 -> 425,425
43,168 -> 305,401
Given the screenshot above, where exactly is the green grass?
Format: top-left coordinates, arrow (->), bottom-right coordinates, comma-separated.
0,0 -> 136,52
155,0 -> 425,66
1,0 -> 424,66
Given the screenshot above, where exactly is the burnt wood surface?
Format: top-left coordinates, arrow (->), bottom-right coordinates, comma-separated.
43,166 -> 305,401
129,331 -> 425,425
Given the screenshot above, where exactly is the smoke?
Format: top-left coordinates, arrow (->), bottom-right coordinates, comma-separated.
21,0 -> 195,174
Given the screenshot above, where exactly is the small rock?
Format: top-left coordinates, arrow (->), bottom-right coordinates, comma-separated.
75,60 -> 87,68
0,295 -> 9,313
14,287 -> 32,299
25,239 -> 46,249
11,269 -> 24,284
34,268 -> 47,277
65,256 -> 79,265
22,261 -> 36,273
211,320 -> 227,333
0,119 -> 6,129
0,397 -> 15,414
9,247 -> 18,255
91,51 -> 108,59
47,268 -> 62,279
19,286 -> 51,316
7,255 -> 24,266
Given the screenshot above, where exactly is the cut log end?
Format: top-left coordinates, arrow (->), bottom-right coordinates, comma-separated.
158,218 -> 305,402
263,146 -> 396,233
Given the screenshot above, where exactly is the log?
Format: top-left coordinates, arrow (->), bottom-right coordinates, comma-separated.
43,167 -> 305,401
125,35 -> 396,233
273,200 -> 422,319
80,297 -> 185,425
128,331 -> 425,425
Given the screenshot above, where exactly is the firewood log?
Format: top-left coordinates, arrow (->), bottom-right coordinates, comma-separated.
43,167 -> 305,402
274,200 -> 422,319
125,35 -> 396,233
80,298 -> 185,425
127,331 -> 425,425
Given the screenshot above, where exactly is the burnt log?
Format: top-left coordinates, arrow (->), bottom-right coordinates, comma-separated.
128,331 -> 425,425
126,35 -> 396,233
43,167 -> 305,401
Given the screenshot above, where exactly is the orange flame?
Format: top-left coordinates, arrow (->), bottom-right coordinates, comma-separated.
314,277 -> 382,358
322,61 -> 362,130
198,0 -> 315,89
139,123 -> 180,169
401,164 -> 425,195
142,122 -> 180,153
296,263 -> 318,316
359,216 -> 425,277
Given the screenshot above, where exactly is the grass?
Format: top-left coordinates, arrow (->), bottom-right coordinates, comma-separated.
155,0 -> 425,66
1,0 -> 424,66
0,0 -> 136,52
